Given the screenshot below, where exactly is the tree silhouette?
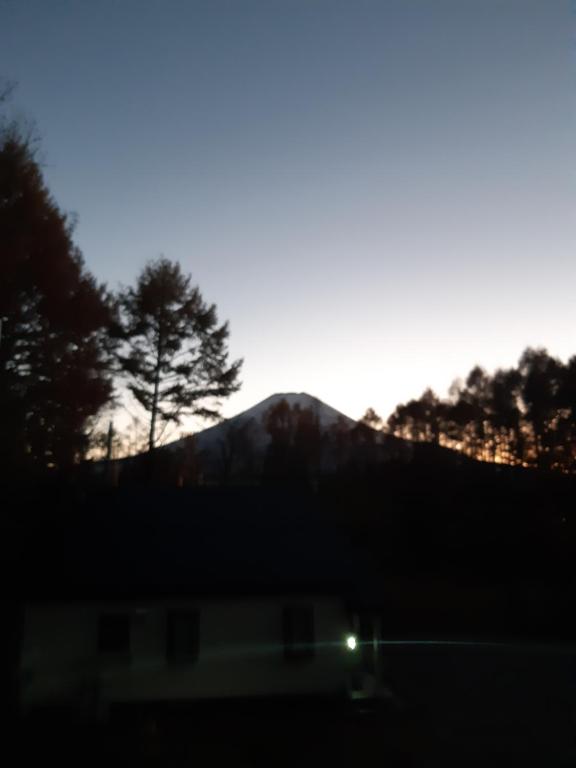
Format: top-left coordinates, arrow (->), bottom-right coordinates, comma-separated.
118,258 -> 242,451
262,400 -> 322,485
387,347 -> 576,474
360,407 -> 383,430
518,348 -> 564,470
487,367 -> 523,465
215,417 -> 259,483
388,391 -> 440,443
0,126 -> 115,477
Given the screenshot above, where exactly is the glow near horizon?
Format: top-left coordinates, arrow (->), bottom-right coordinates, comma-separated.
1,1 -> 575,430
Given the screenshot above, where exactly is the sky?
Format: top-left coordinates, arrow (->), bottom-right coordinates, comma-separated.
1,0 -> 575,429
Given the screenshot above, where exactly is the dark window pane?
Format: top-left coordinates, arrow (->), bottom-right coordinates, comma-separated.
166,610 -> 199,663
98,613 -> 131,655
283,604 -> 315,661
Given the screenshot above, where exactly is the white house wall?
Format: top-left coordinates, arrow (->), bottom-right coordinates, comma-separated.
20,596 -> 358,710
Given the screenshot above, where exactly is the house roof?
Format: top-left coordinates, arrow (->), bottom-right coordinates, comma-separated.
17,488 -> 377,602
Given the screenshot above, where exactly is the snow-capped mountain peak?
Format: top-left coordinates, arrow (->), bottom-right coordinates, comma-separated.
230,392 -> 355,430
165,392 -> 355,453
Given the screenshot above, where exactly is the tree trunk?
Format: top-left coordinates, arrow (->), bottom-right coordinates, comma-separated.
148,333 -> 163,452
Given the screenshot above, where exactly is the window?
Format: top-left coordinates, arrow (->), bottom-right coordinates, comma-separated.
282,603 -> 315,661
166,610 -> 200,664
98,613 -> 131,658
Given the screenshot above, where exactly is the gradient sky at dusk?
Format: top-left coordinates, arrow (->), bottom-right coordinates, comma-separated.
1,0 -> 575,428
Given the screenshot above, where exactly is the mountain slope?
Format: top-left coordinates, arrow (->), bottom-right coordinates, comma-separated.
100,392 -> 472,486
225,392 -> 355,430
166,392 -> 356,454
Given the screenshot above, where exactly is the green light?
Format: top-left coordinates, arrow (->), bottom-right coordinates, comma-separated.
346,635 -> 357,651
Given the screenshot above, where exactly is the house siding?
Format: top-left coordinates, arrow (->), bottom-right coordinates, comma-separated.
20,596 -> 359,712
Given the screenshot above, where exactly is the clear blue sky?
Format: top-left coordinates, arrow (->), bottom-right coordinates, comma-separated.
1,0 -> 575,427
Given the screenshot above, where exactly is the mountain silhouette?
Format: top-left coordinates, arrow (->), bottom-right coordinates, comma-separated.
94,393 -> 471,487
166,392 -> 356,455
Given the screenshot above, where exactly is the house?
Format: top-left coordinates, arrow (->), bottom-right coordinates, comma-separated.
17,489 -> 389,720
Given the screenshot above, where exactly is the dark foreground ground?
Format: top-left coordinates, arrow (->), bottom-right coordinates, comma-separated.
16,642 -> 576,767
